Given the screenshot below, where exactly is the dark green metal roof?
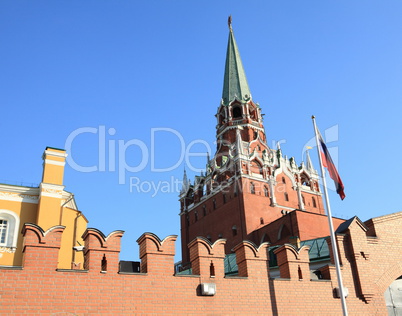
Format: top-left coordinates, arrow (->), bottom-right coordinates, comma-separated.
222,26 -> 251,106
300,237 -> 330,261
224,252 -> 238,275
224,237 -> 331,275
176,237 -> 330,276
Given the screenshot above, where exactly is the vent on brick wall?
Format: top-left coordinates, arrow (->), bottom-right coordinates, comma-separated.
335,287 -> 349,298
200,283 -> 216,296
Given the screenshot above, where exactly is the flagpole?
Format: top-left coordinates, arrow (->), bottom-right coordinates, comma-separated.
312,115 -> 348,316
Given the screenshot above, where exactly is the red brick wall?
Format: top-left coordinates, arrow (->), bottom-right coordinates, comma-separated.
2,215 -> 402,315
181,175 -> 328,263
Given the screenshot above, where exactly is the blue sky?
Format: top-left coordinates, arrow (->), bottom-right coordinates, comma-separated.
1,1 -> 401,261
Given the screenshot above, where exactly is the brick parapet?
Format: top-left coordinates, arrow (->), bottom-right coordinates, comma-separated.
274,244 -> 310,280
22,223 -> 65,271
136,232 -> 177,275
232,241 -> 269,278
3,218 -> 402,315
188,237 -> 226,278
82,228 -> 124,273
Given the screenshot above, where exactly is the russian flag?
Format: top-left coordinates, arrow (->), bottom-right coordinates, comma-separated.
318,133 -> 346,200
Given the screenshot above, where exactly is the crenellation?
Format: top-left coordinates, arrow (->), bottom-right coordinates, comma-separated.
232,240 -> 269,278
82,228 -> 124,273
188,237 -> 226,277
274,244 -> 310,280
137,233 -> 177,275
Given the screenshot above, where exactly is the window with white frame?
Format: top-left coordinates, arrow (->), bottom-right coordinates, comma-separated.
0,210 -> 20,250
0,219 -> 8,245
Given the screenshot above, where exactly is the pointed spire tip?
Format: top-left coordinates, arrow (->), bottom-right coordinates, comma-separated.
228,15 -> 232,30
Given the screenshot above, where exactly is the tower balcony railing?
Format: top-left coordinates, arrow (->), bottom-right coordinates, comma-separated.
232,119 -> 243,126
231,120 -> 261,128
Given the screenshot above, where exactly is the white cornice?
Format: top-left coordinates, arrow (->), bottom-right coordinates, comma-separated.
0,184 -> 39,194
0,185 -> 39,204
44,159 -> 66,166
40,183 -> 65,199
43,149 -> 68,158
0,191 -> 39,204
217,123 -> 264,139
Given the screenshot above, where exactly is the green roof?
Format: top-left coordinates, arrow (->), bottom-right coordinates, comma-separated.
300,237 -> 330,261
225,237 -> 331,275
176,237 -> 330,276
222,26 -> 251,106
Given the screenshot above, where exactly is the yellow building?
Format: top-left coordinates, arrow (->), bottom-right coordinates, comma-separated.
0,147 -> 88,269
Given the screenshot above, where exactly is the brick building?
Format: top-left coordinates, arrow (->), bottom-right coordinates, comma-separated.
1,20 -> 402,315
179,20 -> 342,265
0,147 -> 87,269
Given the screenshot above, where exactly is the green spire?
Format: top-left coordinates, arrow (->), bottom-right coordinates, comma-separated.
222,18 -> 251,106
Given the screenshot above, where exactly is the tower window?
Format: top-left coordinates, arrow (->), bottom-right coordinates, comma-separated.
194,211 -> 198,222
213,199 -> 216,210
203,205 -> 207,216
232,225 -> 238,236
250,183 -> 255,194
282,177 -> 286,184
264,186 -> 269,197
233,106 -> 242,118
302,195 -> 305,205
312,197 -> 317,208
284,192 -> 289,202
260,217 -> 264,225
223,194 -> 226,204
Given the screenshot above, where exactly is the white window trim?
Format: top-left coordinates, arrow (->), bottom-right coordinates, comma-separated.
0,210 -> 20,250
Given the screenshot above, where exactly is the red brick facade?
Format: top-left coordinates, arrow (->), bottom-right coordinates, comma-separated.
1,212 -> 402,315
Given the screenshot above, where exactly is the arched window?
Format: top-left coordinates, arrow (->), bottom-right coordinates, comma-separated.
219,114 -> 224,125
284,192 -> 289,202
194,211 -> 198,222
277,224 -> 291,241
264,186 -> 269,197
0,210 -> 19,250
232,225 -> 238,236
282,177 -> 286,184
250,160 -> 263,176
213,199 -> 216,210
223,194 -> 226,204
260,217 -> 264,225
312,197 -> 317,208
203,205 -> 207,216
250,183 -> 255,194
0,219 -> 8,245
302,195 -> 305,205
301,173 -> 310,186
260,233 -> 271,244
233,106 -> 242,118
